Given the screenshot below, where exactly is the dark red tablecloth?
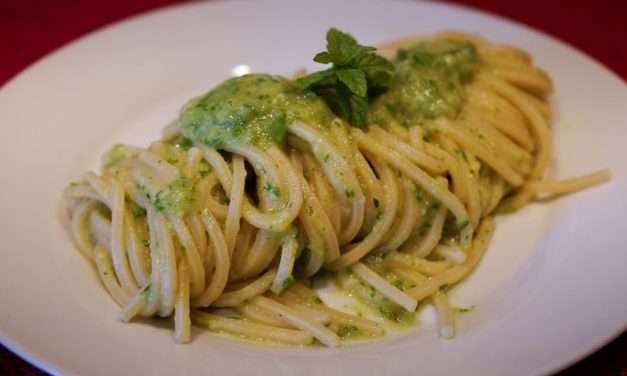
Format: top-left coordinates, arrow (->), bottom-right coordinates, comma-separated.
1,1 -> 625,375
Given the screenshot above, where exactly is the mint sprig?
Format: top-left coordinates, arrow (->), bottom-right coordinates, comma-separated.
295,28 -> 394,128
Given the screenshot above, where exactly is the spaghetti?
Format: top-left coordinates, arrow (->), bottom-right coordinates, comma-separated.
61,30 -> 610,346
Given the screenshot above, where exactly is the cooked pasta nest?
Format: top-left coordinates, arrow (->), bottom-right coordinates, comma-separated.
61,31 -> 609,346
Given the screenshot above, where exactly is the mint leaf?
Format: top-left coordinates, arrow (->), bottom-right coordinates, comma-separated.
356,53 -> 395,88
336,69 -> 367,97
313,51 -> 333,64
294,68 -> 335,91
348,92 -> 368,127
325,28 -> 368,65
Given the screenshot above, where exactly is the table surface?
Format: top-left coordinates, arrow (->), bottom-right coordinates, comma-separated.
1,0 -> 625,375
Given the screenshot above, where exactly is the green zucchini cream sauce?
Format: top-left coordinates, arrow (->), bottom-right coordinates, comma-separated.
171,41 -> 476,217
180,41 -> 477,149
180,74 -> 335,149
369,41 -> 478,127
337,268 -> 415,326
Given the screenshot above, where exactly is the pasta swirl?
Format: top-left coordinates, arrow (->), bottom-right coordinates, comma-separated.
61,31 -> 609,346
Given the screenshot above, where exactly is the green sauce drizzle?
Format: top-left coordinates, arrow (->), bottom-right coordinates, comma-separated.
369,41 -> 478,127
180,74 -> 334,148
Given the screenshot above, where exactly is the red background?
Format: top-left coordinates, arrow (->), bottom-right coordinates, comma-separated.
0,0 -> 625,375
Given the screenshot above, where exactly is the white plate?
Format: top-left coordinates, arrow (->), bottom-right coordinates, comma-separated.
1,0 -> 626,375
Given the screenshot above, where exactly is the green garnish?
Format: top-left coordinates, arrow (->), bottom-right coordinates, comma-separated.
430,201 -> 441,210
345,189 -> 355,198
455,148 -> 468,161
89,233 -> 97,247
281,276 -> 295,290
337,325 -> 360,339
376,305 -> 411,323
296,28 -> 395,128
264,181 -> 281,198
414,184 -> 426,203
454,305 -> 475,313
308,295 -> 323,305
457,219 -> 470,231
372,197 -> 380,208
369,286 -> 377,298
427,253 -> 445,262
199,165 -> 212,177
133,206 -> 147,219
418,221 -> 432,236
140,285 -> 151,303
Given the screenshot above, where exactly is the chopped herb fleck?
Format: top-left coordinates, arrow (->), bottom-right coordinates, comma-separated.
457,219 -> 470,231
427,253 -> 445,262
281,276 -> 295,290
199,165 -> 212,178
455,148 -> 468,161
140,285 -> 151,303
264,181 -> 281,198
337,325 -> 360,339
369,286 -> 376,298
89,233 -> 97,247
345,189 -> 355,198
418,221 -> 432,236
414,184 -> 426,203
133,206 -> 147,219
454,305 -> 475,313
